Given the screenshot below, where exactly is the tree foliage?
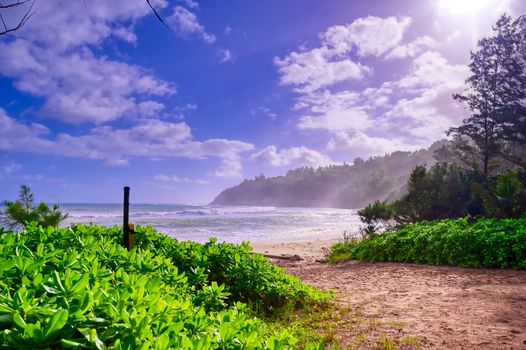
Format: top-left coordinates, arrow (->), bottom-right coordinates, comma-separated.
357,200 -> 394,237
448,14 -> 526,173
474,171 -> 526,218
392,163 -> 484,224
0,185 -> 68,229
212,141 -> 447,209
359,163 -> 526,231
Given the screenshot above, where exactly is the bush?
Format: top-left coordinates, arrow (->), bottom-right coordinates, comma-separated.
357,200 -> 394,237
0,223 -> 329,348
0,185 -> 68,229
329,217 -> 526,269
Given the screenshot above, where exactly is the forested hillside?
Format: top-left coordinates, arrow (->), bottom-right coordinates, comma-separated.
212,141 -> 448,209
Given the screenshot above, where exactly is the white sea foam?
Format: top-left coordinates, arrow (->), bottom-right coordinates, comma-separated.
61,204 -> 360,244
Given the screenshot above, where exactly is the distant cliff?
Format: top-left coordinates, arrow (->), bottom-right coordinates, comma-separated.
211,141 -> 448,209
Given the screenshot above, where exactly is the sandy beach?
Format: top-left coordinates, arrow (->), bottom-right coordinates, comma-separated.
254,238 -> 526,349
252,237 -> 340,260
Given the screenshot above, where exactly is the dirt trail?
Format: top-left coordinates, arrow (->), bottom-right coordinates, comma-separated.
261,240 -> 526,349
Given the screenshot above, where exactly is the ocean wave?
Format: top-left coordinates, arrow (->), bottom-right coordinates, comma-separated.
61,204 -> 360,243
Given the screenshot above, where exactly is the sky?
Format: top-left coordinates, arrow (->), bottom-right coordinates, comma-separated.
1,0 -> 525,204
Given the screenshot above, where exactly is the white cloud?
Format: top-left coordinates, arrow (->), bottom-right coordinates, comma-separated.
167,6 -> 216,43
0,1 -> 175,124
0,109 -> 254,173
275,14 -> 471,158
274,46 -> 369,93
274,16 -> 413,94
113,26 -> 138,44
214,158 -> 243,178
327,131 -> 413,156
321,16 -> 412,57
223,26 -> 233,35
0,109 -> 54,152
0,161 -> 22,177
251,146 -> 331,167
385,36 -> 437,59
154,174 -> 210,184
138,101 -> 166,117
18,0 -> 169,50
219,49 -> 234,63
182,0 -> 199,9
251,107 -> 277,121
295,90 -> 371,132
396,51 -> 468,89
316,51 -> 468,154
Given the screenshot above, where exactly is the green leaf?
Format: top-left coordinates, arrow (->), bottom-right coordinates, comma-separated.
13,313 -> 26,328
61,338 -> 87,348
70,273 -> 90,294
53,271 -> 66,292
44,309 -> 69,338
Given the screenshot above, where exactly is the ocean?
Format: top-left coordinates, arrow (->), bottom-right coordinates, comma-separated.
61,204 -> 360,244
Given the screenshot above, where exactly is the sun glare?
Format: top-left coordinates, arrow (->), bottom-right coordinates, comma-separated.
438,0 -> 492,14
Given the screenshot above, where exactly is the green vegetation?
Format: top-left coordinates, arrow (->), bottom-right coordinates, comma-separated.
0,223 -> 330,349
329,217 -> 526,269
357,201 -> 394,237
391,163 -> 484,224
447,14 -> 526,174
355,164 -> 526,234
212,141 -> 447,209
0,185 -> 68,230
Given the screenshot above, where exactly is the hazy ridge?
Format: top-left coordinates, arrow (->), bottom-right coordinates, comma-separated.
211,140 -> 448,209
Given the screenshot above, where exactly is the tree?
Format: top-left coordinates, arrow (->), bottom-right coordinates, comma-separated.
0,185 -> 68,229
357,200 -> 394,237
393,163 -> 483,224
448,14 -> 526,175
493,16 -> 526,168
473,171 -> 526,218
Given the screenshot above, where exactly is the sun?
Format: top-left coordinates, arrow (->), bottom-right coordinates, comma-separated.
438,0 -> 492,14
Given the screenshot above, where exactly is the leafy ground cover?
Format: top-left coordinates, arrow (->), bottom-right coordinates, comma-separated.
329,217 -> 526,269
0,223 -> 330,349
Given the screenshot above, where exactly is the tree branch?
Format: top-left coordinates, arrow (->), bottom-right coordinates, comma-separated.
145,0 -> 169,29
0,0 -> 30,9
0,0 -> 34,36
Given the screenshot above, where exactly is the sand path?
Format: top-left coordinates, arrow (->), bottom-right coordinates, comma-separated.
253,240 -> 526,349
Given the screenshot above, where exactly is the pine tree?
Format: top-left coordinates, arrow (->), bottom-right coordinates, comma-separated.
448,14 -> 526,174
0,185 -> 68,229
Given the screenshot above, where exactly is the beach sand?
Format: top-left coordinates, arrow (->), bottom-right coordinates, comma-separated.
253,238 -> 526,349
252,237 -> 339,260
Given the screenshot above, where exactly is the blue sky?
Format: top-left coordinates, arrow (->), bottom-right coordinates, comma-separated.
1,0 -> 525,204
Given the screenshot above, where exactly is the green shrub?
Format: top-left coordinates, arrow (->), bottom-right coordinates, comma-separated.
0,223 -> 329,348
357,200 -> 394,237
329,217 -> 526,269
1,185 -> 68,229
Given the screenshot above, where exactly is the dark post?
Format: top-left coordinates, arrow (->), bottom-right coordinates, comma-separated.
123,186 -> 130,249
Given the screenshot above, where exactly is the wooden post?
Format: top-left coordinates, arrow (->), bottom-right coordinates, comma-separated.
123,186 -> 130,249
128,223 -> 135,250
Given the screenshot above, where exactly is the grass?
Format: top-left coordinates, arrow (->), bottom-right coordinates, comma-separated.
267,301 -> 421,349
